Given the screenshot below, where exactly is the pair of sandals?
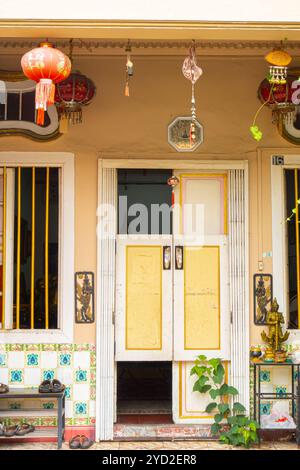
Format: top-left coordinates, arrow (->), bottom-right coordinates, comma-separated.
39,379 -> 65,393
0,383 -> 9,394
69,434 -> 94,450
0,423 -> 35,437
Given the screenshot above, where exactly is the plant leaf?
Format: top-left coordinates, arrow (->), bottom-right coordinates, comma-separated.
197,354 -> 207,362
209,388 -> 219,399
227,386 -> 239,396
232,402 -> 246,413
205,402 -> 218,413
218,403 -> 230,414
211,422 -> 221,435
214,413 -> 224,424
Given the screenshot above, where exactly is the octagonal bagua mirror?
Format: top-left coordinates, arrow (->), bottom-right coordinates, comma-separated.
168,116 -> 203,152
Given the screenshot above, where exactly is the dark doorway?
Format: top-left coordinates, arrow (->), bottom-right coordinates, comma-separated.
117,362 -> 172,424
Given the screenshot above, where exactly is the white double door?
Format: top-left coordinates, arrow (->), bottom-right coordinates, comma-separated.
115,171 -> 231,421
115,234 -> 229,362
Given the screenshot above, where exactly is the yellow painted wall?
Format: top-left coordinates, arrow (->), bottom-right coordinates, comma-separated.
0,53 -> 298,344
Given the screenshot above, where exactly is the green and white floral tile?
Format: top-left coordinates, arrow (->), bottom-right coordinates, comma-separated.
90,384 -> 96,400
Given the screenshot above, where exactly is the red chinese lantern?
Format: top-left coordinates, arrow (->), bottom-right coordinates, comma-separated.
258,76 -> 295,124
21,42 -> 71,125
54,72 -> 96,124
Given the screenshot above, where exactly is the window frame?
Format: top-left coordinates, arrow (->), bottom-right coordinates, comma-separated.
0,152 -> 74,343
272,153 -> 300,336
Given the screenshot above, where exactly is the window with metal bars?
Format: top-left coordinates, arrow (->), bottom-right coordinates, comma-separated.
0,167 -> 59,330
285,169 -> 300,329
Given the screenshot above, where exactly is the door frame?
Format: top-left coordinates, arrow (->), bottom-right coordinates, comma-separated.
96,156 -> 249,441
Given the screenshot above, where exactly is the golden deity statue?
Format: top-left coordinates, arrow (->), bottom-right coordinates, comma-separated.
261,298 -> 289,353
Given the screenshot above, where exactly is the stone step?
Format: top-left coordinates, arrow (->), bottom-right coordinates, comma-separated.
114,423 -> 213,440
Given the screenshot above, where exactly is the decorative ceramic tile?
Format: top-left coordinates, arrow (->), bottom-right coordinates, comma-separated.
90,368 -> 96,385
73,351 -> 90,369
26,353 -> 39,367
24,344 -> 41,352
57,367 -> 73,385
1,343 -> 95,430
0,368 -> 8,384
260,369 -> 271,383
65,401 -> 73,418
7,344 -> 23,352
73,417 -> 89,426
24,368 -> 41,386
90,351 -> 96,367
90,384 -> 96,400
274,385 -> 288,398
9,369 -> 23,383
58,344 -> 73,352
43,370 -> 55,381
73,384 -> 90,401
0,353 -> 7,367
74,344 -> 90,352
260,402 -> 272,415
42,402 -> 55,409
75,369 -> 88,383
41,344 -> 58,352
59,353 -> 71,367
8,351 -> 25,368
89,400 -> 96,417
40,351 -> 57,368
8,402 -> 22,409
74,401 -> 88,416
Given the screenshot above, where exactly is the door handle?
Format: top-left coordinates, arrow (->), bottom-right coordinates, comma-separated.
175,246 -> 183,270
163,246 -> 171,270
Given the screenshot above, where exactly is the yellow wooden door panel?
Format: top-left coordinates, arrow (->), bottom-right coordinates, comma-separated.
126,245 -> 162,350
184,246 -> 220,350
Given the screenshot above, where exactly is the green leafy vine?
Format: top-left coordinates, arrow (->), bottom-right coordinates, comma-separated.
191,355 -> 259,448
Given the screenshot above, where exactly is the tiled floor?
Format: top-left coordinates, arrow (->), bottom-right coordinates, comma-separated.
0,441 -> 299,450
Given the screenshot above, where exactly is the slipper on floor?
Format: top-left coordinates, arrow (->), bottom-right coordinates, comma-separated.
3,425 -> 19,437
0,383 -> 9,394
69,435 -> 82,449
80,435 -> 94,449
15,424 -> 35,436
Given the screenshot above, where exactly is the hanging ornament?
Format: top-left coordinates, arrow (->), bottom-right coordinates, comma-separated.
125,41 -> 133,97
55,72 -> 96,125
250,45 -> 293,141
182,41 -> 203,144
21,42 -> 71,125
167,175 -> 180,207
265,48 -> 292,84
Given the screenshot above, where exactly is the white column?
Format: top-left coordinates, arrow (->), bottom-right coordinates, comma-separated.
228,167 -> 250,411
96,161 -> 117,441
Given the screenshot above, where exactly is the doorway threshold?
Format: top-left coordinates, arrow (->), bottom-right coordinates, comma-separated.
113,423 -> 213,440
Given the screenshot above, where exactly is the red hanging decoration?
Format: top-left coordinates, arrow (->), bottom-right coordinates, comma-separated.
21,42 -> 71,126
55,72 -> 96,124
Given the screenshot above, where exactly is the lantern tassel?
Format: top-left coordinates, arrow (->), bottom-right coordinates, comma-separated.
35,79 -> 55,125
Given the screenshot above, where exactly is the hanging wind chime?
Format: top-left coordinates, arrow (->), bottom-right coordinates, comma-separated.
125,41 -> 133,97
182,42 -> 203,144
21,42 -> 71,125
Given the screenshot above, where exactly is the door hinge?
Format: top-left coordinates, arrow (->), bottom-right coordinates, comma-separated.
112,310 -> 115,325
230,311 -> 233,324
114,341 -> 116,357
